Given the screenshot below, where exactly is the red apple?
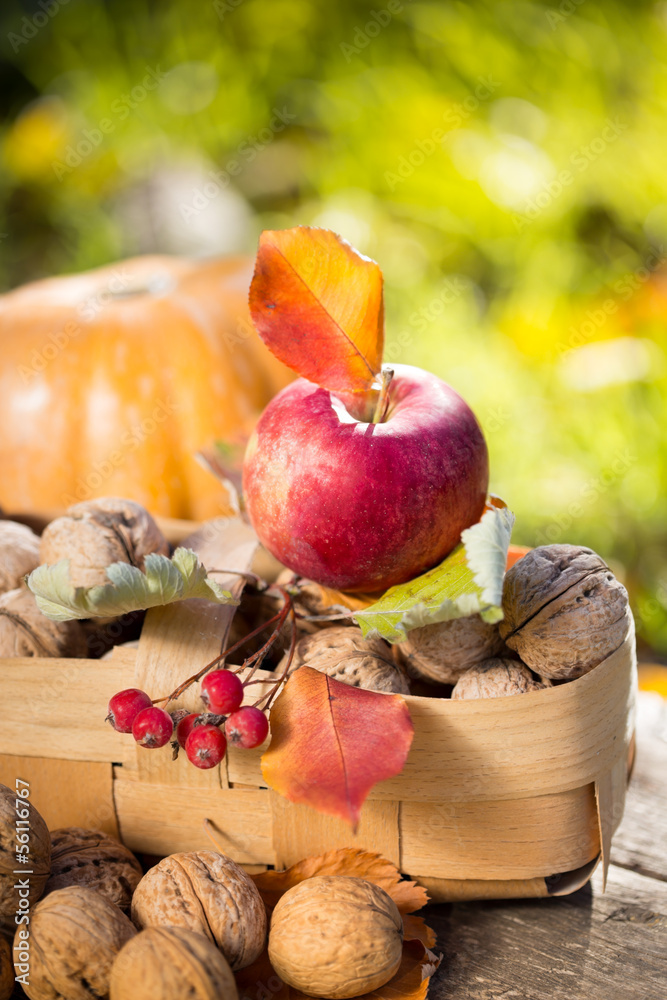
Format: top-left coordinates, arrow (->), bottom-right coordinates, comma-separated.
242,363 -> 489,592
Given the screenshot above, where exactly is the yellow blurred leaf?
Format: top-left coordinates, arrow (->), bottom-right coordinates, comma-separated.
3,98 -> 71,180
638,665 -> 667,699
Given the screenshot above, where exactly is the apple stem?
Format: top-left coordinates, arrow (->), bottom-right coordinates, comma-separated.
372,367 -> 394,424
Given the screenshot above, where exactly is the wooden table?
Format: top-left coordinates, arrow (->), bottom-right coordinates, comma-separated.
426,689 -> 667,999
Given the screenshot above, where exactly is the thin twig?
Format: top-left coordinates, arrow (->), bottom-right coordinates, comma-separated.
153,582 -> 298,707
230,594 -> 291,683
301,611 -> 355,622
254,596 -> 297,711
152,611 -> 283,705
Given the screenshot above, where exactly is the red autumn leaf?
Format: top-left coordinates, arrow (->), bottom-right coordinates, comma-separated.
235,849 -> 441,1000
262,666 -> 414,829
249,226 -> 384,393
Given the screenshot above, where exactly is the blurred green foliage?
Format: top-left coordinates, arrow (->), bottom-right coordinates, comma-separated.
1,0 -> 667,654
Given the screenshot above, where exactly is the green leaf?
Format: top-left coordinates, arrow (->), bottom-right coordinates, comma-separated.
26,548 -> 238,622
354,498 -> 515,643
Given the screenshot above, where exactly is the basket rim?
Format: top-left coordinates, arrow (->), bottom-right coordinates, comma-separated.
401,616 -> 636,714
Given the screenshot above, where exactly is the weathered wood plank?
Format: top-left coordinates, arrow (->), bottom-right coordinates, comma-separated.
427,863 -> 667,1000
611,690 -> 667,882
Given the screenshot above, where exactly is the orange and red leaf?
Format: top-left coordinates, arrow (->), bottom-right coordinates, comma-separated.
249,227 -> 384,393
262,666 -> 414,829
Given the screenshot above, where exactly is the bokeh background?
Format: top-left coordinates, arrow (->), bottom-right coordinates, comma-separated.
1,0 -> 666,657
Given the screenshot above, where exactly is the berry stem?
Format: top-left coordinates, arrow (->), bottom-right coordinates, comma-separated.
152,584 -> 294,708
231,587 -> 293,685
152,608 -> 284,706
301,611 -> 355,623
254,598 -> 298,711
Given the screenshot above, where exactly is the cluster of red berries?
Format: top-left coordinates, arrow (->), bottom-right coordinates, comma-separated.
106,669 -> 269,769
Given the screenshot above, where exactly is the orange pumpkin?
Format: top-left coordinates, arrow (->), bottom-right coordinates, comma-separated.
0,255 -> 291,520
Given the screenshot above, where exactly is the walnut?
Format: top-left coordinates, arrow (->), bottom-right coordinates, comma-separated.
451,657 -> 551,700
0,782 -> 51,936
13,886 -> 136,1000
0,934 -> 13,1000
131,851 -> 266,971
44,828 -> 143,912
40,497 -> 169,589
280,626 -> 409,694
398,615 -> 504,685
268,876 -> 403,999
499,544 -> 631,680
0,521 -> 41,594
0,587 -> 87,658
109,927 -> 238,1000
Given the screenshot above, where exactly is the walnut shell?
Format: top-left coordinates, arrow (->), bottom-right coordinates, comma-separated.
0,934 -> 13,1000
0,783 -> 51,937
40,498 -> 169,589
451,657 -> 551,700
13,885 -> 136,1000
281,626 -> 409,694
398,615 -> 504,685
44,828 -> 143,911
110,927 -> 238,1000
269,876 -> 403,999
0,587 -> 87,658
499,544 -> 631,680
131,852 -> 266,970
0,521 -> 41,594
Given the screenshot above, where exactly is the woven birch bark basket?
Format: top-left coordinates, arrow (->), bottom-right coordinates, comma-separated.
0,516 -> 636,902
